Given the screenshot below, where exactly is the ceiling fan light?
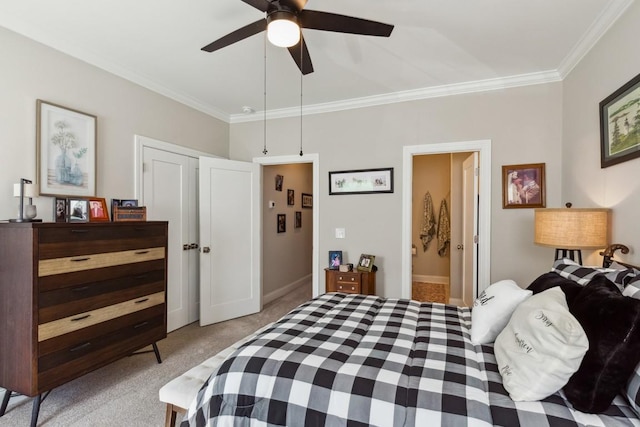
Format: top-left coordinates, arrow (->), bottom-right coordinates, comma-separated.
267,17 -> 300,48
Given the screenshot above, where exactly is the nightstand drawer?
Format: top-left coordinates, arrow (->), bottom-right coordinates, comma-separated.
335,283 -> 361,293
336,273 -> 361,284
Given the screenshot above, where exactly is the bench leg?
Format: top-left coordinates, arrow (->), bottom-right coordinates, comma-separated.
165,403 -> 186,427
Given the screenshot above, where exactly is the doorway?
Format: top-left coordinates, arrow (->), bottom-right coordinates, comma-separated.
401,140 -> 492,302
254,154 -> 321,298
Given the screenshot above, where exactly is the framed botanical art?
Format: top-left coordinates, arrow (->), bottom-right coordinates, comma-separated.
600,72 -> 640,168
501,163 -> 546,209
37,100 -> 97,197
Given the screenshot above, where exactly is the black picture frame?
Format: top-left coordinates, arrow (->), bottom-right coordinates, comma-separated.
600,72 -> 640,168
328,250 -> 343,269
287,189 -> 294,206
301,193 -> 313,208
329,168 -> 394,195
277,214 -> 286,233
275,174 -> 283,191
295,211 -> 302,228
55,197 -> 67,222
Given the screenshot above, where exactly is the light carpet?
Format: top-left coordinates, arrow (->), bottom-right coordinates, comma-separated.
0,284 -> 311,427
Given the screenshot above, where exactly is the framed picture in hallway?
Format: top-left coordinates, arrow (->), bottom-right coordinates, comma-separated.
277,214 -> 286,233
295,211 -> 302,228
501,163 -> 545,209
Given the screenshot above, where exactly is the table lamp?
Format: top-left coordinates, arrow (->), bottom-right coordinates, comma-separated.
534,203 -> 611,265
10,178 -> 38,222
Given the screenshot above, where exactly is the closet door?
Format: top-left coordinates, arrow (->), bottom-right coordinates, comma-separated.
142,146 -> 198,332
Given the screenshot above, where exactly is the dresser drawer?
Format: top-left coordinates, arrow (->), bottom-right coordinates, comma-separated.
39,247 -> 165,277
335,282 -> 362,293
38,311 -> 166,392
39,269 -> 165,323
38,291 -> 165,342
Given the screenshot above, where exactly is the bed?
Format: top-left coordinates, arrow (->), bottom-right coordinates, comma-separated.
182,244 -> 640,426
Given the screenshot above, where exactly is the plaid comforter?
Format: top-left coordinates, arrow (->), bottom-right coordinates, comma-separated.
182,293 -> 640,427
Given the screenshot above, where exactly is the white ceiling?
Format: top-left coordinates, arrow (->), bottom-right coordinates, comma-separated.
0,0 -> 632,123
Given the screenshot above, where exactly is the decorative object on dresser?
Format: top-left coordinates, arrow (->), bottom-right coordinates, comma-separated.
37,100 -> 97,198
328,250 -> 342,269
600,71 -> 640,168
502,163 -> 545,208
329,167 -> 394,195
0,221 -> 168,427
113,206 -> 147,222
325,267 -> 376,295
88,198 -> 109,222
534,203 -> 611,264
10,178 -> 39,222
356,253 -> 375,272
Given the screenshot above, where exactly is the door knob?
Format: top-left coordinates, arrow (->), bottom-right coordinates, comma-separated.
202,247 -> 211,253
189,243 -> 199,250
183,244 -> 189,250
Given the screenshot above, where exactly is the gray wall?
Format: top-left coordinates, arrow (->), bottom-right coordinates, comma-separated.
0,26 -> 229,222
562,0 -> 640,266
230,83 -> 564,297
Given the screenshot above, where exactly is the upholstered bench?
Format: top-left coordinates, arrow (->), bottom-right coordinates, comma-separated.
159,323 -> 273,427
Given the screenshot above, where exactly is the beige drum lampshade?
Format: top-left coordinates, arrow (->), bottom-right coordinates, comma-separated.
534,207 -> 611,249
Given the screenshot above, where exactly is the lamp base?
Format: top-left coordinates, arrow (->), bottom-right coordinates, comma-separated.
555,248 -> 583,265
9,218 -> 42,223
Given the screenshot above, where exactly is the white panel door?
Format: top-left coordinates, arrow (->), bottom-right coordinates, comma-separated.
143,146 -> 195,332
199,157 -> 261,326
462,152 -> 479,306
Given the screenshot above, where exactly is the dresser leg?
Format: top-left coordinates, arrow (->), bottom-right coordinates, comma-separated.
152,342 -> 162,364
30,394 -> 42,427
0,389 -> 11,416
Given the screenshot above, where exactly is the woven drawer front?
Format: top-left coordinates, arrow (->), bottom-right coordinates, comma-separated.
39,247 -> 165,276
38,291 -> 165,342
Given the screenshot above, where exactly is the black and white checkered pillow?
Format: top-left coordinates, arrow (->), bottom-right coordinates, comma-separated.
551,258 -> 639,293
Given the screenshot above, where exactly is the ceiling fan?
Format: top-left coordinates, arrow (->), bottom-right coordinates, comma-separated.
201,0 -> 394,75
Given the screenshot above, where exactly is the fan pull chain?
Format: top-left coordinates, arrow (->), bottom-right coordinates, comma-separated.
299,35 -> 304,157
263,32 -> 268,155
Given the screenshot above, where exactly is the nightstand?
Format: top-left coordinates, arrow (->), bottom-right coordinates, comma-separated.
325,268 -> 376,295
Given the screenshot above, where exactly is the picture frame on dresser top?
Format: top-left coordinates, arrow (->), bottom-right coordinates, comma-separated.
501,163 -> 546,209
600,71 -> 640,168
357,254 -> 375,272
89,198 -> 109,222
54,198 -> 67,222
36,100 -> 97,198
329,168 -> 393,195
68,198 -> 89,222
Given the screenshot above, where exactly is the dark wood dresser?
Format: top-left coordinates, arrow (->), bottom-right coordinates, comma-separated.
325,268 -> 376,295
0,221 -> 168,425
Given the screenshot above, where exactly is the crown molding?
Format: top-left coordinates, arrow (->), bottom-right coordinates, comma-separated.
557,0 -> 634,78
230,70 -> 562,123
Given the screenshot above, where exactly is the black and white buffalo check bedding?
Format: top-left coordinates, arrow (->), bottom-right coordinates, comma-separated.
182,293 -> 640,427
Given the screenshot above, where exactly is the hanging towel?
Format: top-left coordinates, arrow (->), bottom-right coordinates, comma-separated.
437,198 -> 451,257
420,192 -> 436,251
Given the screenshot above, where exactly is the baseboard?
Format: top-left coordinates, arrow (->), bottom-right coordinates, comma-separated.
263,274 -> 312,305
449,297 -> 466,307
412,274 -> 449,285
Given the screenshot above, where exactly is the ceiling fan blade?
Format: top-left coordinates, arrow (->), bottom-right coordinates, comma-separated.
287,35 -> 314,75
240,0 -> 271,12
299,10 -> 394,37
201,19 -> 267,52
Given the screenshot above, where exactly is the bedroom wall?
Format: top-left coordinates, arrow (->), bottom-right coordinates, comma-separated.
230,83 -> 564,297
562,1 -> 640,266
0,27 -> 229,222
262,163 -> 313,302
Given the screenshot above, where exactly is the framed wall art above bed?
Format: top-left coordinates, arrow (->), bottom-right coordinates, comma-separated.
600,71 -> 640,168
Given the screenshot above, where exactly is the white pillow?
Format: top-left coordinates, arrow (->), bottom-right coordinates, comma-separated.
494,287 -> 588,401
471,279 -> 532,345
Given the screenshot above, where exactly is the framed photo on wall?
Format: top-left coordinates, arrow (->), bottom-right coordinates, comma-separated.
277,214 -> 286,233
501,163 -> 546,209
295,211 -> 302,228
37,100 -> 97,197
329,168 -> 393,195
600,72 -> 640,168
287,189 -> 294,205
